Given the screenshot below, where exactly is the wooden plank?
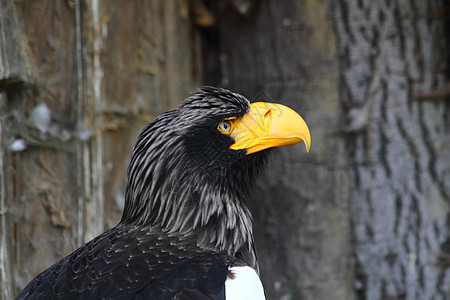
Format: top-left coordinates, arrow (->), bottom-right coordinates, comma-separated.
4,0 -> 196,297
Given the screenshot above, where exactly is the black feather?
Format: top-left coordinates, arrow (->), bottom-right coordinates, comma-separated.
18,225 -> 231,299
17,87 -> 269,299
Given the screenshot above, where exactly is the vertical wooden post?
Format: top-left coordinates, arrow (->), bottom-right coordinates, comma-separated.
0,0 -> 196,297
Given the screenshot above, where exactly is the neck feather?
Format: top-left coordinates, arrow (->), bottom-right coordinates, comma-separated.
120,115 -> 265,271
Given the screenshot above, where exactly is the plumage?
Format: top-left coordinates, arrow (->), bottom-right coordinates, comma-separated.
17,87 -> 310,299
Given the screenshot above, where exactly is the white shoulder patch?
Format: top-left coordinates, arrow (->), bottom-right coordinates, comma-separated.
225,266 -> 266,300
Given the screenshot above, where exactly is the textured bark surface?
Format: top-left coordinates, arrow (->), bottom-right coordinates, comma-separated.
98,0 -> 195,229
0,1 -> 194,298
333,0 -> 450,299
0,1 -> 31,297
199,1 -> 354,299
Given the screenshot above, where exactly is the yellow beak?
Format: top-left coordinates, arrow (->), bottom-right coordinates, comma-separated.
228,102 -> 311,155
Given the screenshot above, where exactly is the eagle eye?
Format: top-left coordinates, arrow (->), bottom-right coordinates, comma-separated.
218,119 -> 233,134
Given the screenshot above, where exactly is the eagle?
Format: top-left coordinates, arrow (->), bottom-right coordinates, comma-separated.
17,87 -> 311,299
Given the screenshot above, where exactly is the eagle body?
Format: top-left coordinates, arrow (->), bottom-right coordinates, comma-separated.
17,87 -> 310,299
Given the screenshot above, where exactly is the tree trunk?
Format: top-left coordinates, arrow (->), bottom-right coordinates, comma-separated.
199,1 -> 354,299
198,0 -> 450,299
333,0 -> 450,299
0,1 -> 195,298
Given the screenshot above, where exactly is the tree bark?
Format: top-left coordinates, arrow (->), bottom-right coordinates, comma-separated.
0,1 -> 195,298
198,0 -> 450,299
333,0 -> 450,299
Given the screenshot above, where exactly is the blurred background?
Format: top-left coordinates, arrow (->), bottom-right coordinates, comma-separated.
0,0 -> 449,299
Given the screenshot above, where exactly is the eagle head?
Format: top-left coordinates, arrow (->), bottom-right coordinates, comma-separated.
120,87 -> 310,266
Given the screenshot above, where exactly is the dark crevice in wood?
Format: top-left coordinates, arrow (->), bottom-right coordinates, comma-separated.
338,0 -> 356,44
378,125 -> 391,178
393,193 -> 402,236
354,260 -> 368,300
410,0 -> 425,82
393,1 -> 406,61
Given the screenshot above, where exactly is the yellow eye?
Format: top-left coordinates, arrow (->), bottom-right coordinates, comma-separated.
218,120 -> 232,134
